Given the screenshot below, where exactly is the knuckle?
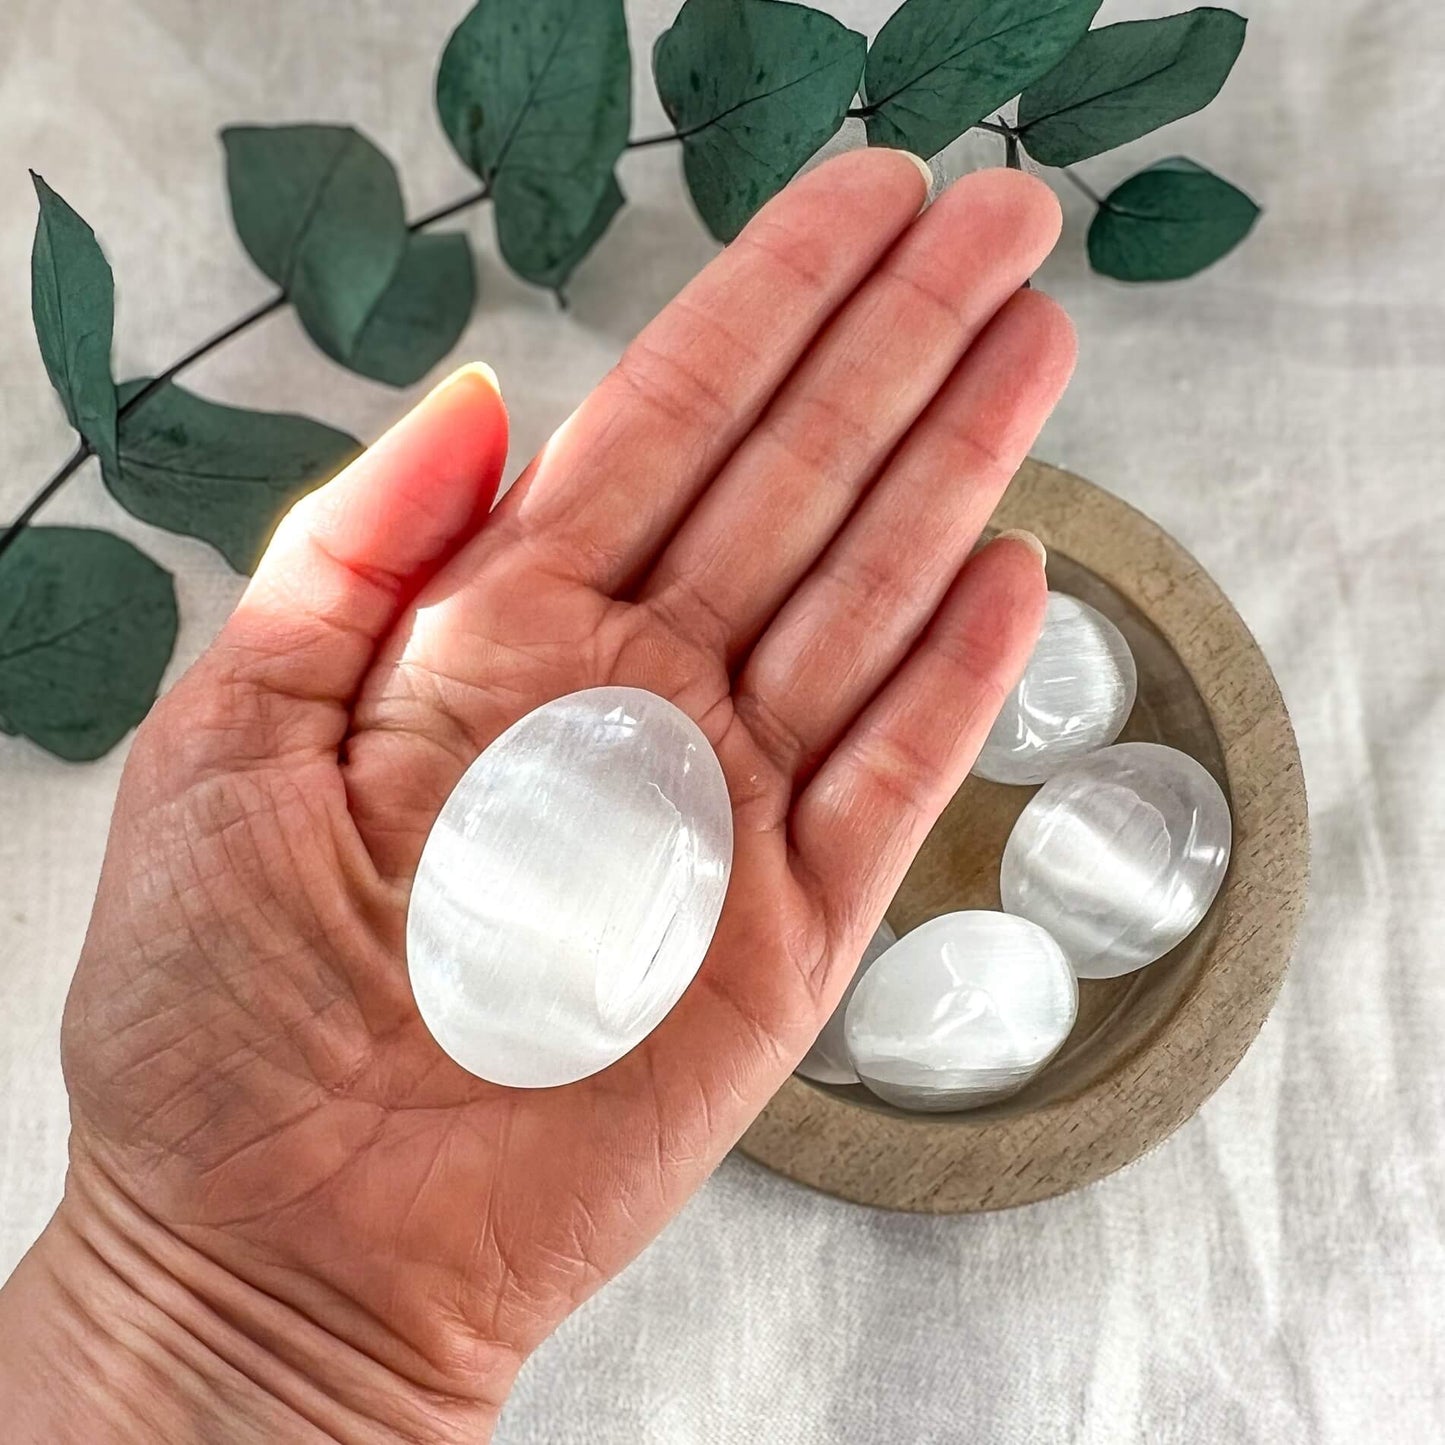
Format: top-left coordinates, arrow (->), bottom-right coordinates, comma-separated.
734,215 -> 835,293
614,329 -> 734,432
879,263 -> 965,330
763,389 -> 874,483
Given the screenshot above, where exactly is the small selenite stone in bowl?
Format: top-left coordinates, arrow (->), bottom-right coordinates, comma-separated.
737,459 -> 1309,1214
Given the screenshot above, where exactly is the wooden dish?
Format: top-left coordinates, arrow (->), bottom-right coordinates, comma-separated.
736,458 -> 1309,1213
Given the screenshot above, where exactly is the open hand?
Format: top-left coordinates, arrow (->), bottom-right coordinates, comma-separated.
15,149 -> 1073,1442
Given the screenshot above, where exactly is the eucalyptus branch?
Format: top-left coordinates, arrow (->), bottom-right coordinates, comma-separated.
1,133 -> 688,553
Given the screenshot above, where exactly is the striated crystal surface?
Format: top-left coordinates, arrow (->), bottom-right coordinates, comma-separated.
407,687 -> 733,1088
973,592 -> 1137,785
843,911 -> 1077,1113
795,919 -> 898,1085
1000,741 -> 1230,979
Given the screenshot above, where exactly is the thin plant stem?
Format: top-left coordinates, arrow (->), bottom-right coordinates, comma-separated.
407,184 -> 490,230
118,294 -> 287,421
845,110 -> 1015,142
0,442 -> 92,564
1061,167 -> 1104,206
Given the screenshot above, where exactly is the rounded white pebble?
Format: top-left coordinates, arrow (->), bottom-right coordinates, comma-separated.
1000,741 -> 1231,979
843,911 -> 1077,1112
407,687 -> 733,1088
972,592 -> 1137,786
795,919 -> 898,1085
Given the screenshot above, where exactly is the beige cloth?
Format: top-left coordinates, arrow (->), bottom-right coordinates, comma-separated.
2,1 -> 1442,1440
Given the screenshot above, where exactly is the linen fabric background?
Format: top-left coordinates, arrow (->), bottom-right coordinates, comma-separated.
2,1 -> 1441,1440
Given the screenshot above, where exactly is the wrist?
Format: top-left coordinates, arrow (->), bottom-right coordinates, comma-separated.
0,1169 -> 514,1444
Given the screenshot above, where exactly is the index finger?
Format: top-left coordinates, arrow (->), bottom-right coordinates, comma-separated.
493,147 -> 932,592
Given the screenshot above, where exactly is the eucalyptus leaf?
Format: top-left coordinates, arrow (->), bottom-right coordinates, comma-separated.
1088,156 -> 1259,281
106,380 -> 362,573
536,174 -> 626,299
0,527 -> 176,761
1018,9 -> 1247,166
310,232 -> 476,386
223,124 -> 408,354
29,174 -> 118,472
436,0 -> 631,288
862,0 -> 1101,157
654,0 -> 865,242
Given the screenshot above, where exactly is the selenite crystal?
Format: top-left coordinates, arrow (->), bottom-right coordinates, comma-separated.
973,592 -> 1138,785
843,911 -> 1077,1112
407,687 -> 733,1088
1000,742 -> 1231,979
795,919 -> 898,1085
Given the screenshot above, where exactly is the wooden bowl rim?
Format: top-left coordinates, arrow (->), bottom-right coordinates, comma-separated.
735,459 -> 1310,1213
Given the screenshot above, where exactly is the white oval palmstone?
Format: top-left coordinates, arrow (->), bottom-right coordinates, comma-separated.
843,912 -> 1077,1113
407,687 -> 733,1088
795,919 -> 898,1085
1001,741 -> 1231,979
972,592 -> 1137,785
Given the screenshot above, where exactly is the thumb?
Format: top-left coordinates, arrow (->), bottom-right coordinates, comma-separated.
196,364 -> 509,757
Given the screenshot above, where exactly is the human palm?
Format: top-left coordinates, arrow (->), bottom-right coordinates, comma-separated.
58,151 -> 1073,1437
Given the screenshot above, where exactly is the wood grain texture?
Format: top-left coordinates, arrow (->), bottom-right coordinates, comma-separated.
736,458 -> 1310,1213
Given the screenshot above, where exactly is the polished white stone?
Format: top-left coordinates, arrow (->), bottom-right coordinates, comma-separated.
795,919 -> 898,1085
973,592 -> 1137,785
407,687 -> 733,1088
843,911 -> 1077,1112
1000,741 -> 1231,979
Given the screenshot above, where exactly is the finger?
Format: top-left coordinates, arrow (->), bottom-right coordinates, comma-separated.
492,147 -> 931,590
792,534 -> 1048,936
738,288 -> 1075,780
639,169 -> 1061,661
201,365 -> 509,752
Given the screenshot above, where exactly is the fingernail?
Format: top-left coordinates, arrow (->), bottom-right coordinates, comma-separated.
901,150 -> 934,205
995,528 -> 1046,568
427,361 -> 501,402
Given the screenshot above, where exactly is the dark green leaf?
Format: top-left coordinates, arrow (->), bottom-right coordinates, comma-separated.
654,0 -> 865,242
1088,156 -> 1259,281
29,174 -> 118,472
862,0 -> 1101,157
222,124 -> 408,354
0,527 -> 176,761
106,380 -> 362,573
535,174 -> 626,298
1018,9 -> 1247,166
309,232 -> 476,387
437,0 -> 631,287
